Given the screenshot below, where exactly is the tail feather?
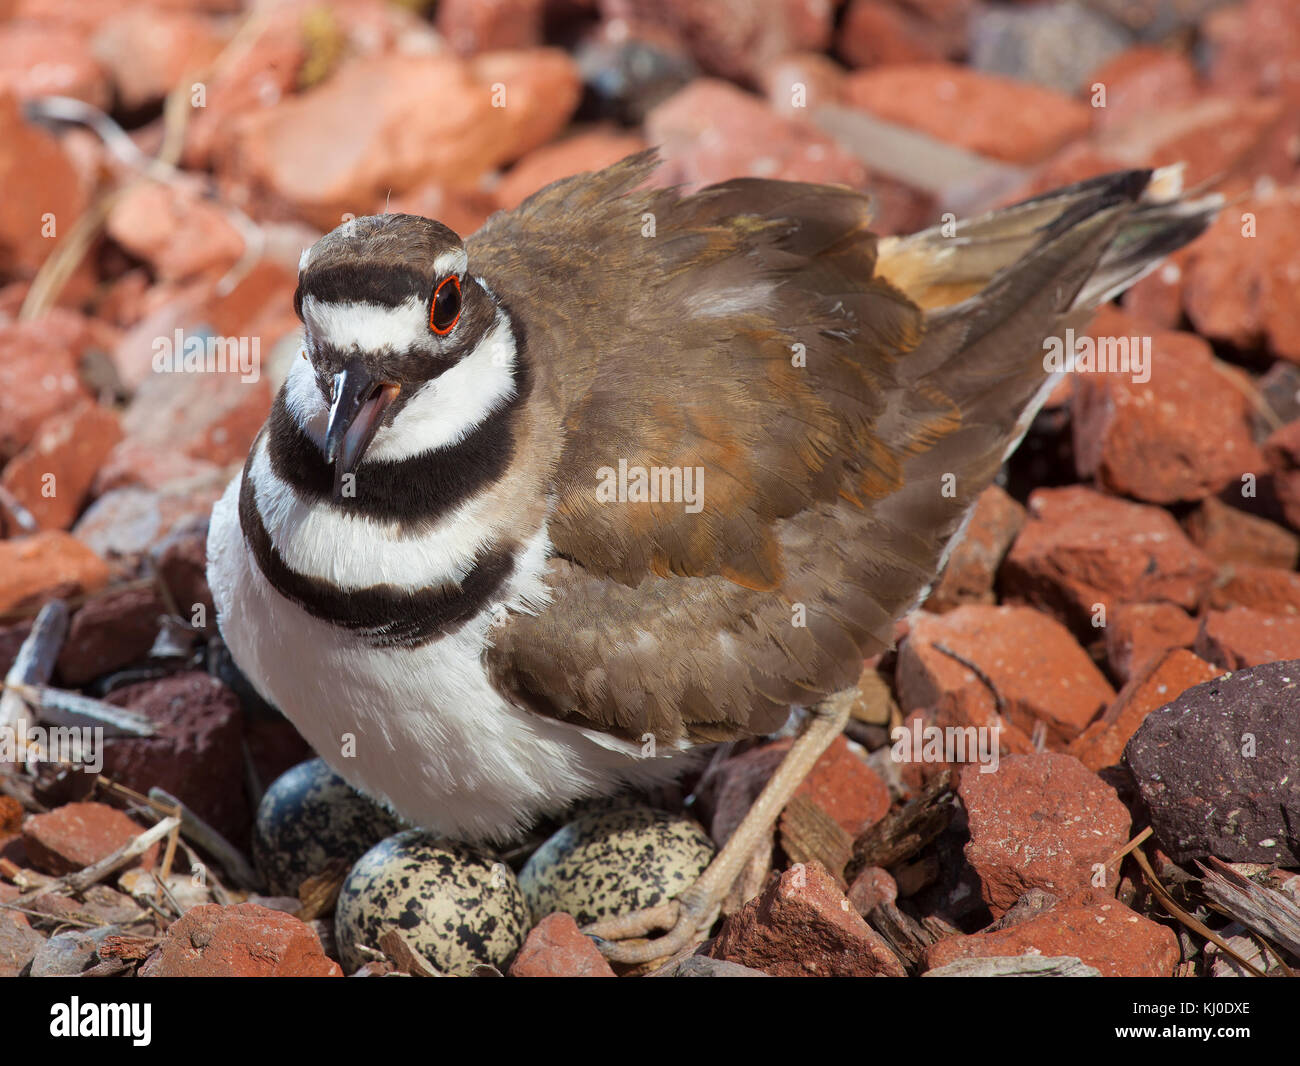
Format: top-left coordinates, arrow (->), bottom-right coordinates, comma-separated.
875,166 -> 1223,312
865,165 -> 1222,611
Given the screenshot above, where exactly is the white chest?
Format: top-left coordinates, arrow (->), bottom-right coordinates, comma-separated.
207,474 -> 690,842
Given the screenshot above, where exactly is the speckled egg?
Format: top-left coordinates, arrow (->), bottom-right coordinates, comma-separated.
518,807 -> 715,927
253,758 -> 404,896
335,830 -> 530,975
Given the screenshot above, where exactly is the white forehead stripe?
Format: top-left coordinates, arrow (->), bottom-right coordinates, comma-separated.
433,247 -> 468,278
302,294 -> 432,355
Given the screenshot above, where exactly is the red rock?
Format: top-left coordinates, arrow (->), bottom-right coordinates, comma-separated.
843,62 -> 1092,165
21,802 -> 158,877
1102,94 -> 1284,192
55,585 -> 166,686
182,1 -> 439,174
1195,607 -> 1300,669
92,444 -> 222,497
895,692 -> 1035,795
12,0 -> 240,35
1122,248 -> 1190,330
897,605 -> 1115,746
74,478 -> 226,561
181,5 -> 307,171
0,795 -> 21,837
925,890 -> 1180,977
1071,318 -> 1263,504
1205,564 -> 1300,615
1205,0 -> 1300,106
507,913 -> 616,977
760,52 -> 846,118
602,0 -> 833,85
244,714 -> 313,795
115,369 -> 272,471
925,484 -> 1026,612
139,903 -> 342,977
789,734 -> 890,837
1264,420 -> 1300,531
101,673 -> 247,843
959,755 -> 1130,914
1068,649 -> 1226,772
1002,486 -> 1217,632
153,519 -> 215,632
700,733 -> 889,846
846,865 -> 897,917
837,0 -> 971,69
1087,45 -> 1200,135
0,92 -> 89,283
203,257 -> 301,349
495,128 -> 648,211
438,0 -> 545,54
0,315 -> 100,465
647,78 -> 870,190
0,400 -> 123,531
106,183 -> 245,284
707,860 -> 906,976
0,532 -> 109,614
1184,496 -> 1299,570
1104,601 -> 1198,685
90,8 -> 225,111
0,22 -> 109,108
1181,188 -> 1300,363
0,908 -> 45,978
229,51 -> 580,229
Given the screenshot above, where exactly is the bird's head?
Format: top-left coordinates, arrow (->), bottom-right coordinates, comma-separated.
293,213 -> 503,493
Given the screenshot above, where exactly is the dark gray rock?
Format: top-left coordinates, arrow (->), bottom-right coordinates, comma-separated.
30,925 -> 119,977
655,954 -> 769,978
1083,0 -> 1236,41
0,911 -> 46,978
1125,660 -> 1300,865
970,1 -> 1132,94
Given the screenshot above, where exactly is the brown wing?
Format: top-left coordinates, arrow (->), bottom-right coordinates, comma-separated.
473,155 -> 1218,745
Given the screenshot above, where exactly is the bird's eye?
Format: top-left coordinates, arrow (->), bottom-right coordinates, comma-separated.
430,275 -> 461,335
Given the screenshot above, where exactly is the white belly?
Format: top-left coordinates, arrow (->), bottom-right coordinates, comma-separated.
207,474 -> 694,843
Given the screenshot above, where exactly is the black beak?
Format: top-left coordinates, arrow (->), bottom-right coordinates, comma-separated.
323,359 -> 400,500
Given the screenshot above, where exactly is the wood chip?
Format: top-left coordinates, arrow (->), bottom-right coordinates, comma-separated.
778,794 -> 853,885
148,786 -> 259,890
923,955 -> 1101,977
376,930 -> 439,977
296,858 -> 349,922
868,900 -> 934,974
0,600 -> 67,732
1198,856 -> 1300,961
849,666 -> 896,726
846,768 -> 955,881
98,934 -> 161,961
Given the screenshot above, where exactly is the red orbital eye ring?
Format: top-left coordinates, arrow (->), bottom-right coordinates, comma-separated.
430,275 -> 462,335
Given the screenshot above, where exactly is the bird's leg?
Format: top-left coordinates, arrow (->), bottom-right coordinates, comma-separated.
584,688 -> 854,965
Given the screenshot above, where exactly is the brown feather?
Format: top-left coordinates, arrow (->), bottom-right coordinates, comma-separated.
473,153 -> 1219,745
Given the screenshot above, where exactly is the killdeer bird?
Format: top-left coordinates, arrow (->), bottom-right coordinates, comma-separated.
207,152 -> 1219,963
